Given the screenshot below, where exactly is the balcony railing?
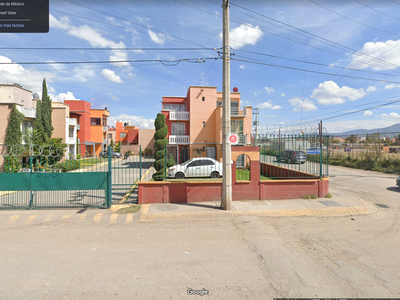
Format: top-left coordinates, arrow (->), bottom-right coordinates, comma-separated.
67,137 -> 75,144
169,111 -> 189,121
76,124 -> 80,131
103,126 -> 109,132
169,135 -> 190,144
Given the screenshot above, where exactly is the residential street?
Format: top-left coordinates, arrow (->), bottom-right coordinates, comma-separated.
0,165 -> 399,299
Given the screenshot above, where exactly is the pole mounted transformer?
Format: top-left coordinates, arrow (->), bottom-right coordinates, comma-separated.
221,0 -> 232,210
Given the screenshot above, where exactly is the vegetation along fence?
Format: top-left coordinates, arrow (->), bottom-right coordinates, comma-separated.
0,144 -> 154,209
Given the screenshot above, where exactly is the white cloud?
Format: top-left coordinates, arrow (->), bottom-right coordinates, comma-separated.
347,39 -> 400,70
148,29 -> 170,45
311,81 -> 368,105
101,69 -> 123,83
50,14 -> 129,68
51,92 -> 77,103
289,97 -> 317,111
281,93 -> 285,97
239,64 -> 245,69
380,112 -> 400,119
366,86 -> 377,93
271,105 -> 282,110
108,114 -> 155,129
363,110 -> 373,117
253,90 -> 262,97
107,92 -> 120,101
221,24 -> 263,49
264,87 -> 275,94
0,55 -> 55,94
385,84 -> 400,89
257,101 -> 272,109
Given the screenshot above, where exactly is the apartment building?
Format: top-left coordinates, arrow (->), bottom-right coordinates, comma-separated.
161,86 -> 252,163
51,102 -> 77,157
90,108 -> 110,157
0,84 -> 36,146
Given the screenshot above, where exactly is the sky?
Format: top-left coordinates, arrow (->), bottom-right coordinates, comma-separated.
2,0 -> 400,134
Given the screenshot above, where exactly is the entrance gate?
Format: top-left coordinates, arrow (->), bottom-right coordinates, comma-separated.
0,145 -> 154,210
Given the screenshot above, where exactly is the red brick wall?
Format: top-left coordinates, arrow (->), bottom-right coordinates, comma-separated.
261,163 -> 318,179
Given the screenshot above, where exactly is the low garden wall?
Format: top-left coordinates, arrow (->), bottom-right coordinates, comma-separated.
138,162 -> 329,204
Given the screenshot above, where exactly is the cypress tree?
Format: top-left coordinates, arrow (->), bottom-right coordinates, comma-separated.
33,99 -> 46,145
41,79 -> 53,141
5,104 -> 24,146
152,113 -> 168,181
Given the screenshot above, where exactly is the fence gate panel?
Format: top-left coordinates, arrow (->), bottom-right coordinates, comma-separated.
110,148 -> 155,205
0,144 -> 110,210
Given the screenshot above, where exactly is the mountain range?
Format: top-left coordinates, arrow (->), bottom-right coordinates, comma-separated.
330,123 -> 400,137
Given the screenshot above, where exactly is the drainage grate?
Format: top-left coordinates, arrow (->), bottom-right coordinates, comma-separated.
376,203 -> 389,208
318,200 -> 341,207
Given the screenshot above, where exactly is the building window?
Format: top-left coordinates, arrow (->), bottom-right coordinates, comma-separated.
120,132 -> 127,138
217,100 -> 222,107
103,118 -> 107,126
69,126 -> 74,138
203,122 -> 205,127
91,118 -> 101,125
164,104 -> 186,111
171,123 -> 185,135
108,134 -> 113,139
202,97 -> 205,101
231,120 -> 243,135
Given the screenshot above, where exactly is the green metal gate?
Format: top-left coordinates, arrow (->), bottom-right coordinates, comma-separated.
0,144 -> 111,209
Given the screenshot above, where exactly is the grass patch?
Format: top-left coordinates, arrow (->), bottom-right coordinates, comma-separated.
324,193 -> 332,198
80,158 -> 104,167
302,194 -> 318,200
116,205 -> 141,214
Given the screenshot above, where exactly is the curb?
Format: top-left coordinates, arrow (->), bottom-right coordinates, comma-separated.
139,197 -> 378,221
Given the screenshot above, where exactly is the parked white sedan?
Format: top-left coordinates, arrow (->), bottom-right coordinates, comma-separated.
168,157 -> 223,179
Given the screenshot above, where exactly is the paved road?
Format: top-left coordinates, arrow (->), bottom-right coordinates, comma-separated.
0,165 -> 399,299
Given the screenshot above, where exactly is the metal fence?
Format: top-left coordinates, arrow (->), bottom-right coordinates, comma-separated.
257,134 -> 330,179
0,144 -> 154,209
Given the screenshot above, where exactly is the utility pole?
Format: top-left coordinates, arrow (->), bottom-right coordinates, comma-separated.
252,108 -> 259,146
221,0 -> 232,210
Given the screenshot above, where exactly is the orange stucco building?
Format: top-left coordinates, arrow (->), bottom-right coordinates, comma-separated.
90,108 -> 110,156
162,86 -> 252,163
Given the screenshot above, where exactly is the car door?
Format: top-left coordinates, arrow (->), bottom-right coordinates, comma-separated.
200,159 -> 214,177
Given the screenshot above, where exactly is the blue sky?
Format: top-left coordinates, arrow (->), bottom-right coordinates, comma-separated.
2,0 -> 400,134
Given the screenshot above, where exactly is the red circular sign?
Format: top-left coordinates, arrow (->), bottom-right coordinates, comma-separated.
228,134 -> 238,143
233,87 -> 238,92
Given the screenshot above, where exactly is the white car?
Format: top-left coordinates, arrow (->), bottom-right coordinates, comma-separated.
168,157 -> 223,179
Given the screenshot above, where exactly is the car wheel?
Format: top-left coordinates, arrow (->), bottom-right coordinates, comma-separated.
301,161 -> 305,164
175,172 -> 184,179
211,171 -> 220,178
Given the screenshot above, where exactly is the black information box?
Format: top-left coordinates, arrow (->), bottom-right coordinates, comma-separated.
0,0 -> 49,33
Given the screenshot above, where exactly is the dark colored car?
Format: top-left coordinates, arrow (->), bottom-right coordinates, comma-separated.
276,150 -> 307,164
99,151 -> 122,158
396,176 -> 400,187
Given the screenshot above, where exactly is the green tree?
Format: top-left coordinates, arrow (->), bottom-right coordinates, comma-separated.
167,154 -> 176,168
41,79 -> 53,140
5,104 -> 24,146
152,113 -> 168,181
4,104 -> 24,172
331,139 -> 340,144
114,141 -> 121,153
33,99 -> 46,144
110,139 -> 114,149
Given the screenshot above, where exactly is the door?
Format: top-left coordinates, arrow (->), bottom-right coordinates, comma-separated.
180,146 -> 189,163
206,146 -> 216,159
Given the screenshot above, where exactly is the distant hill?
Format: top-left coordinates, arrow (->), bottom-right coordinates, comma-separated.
330,123 -> 400,137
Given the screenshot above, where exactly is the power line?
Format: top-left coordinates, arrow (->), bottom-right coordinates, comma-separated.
354,0 -> 400,22
230,1 -> 400,70
231,57 -> 400,84
0,47 -> 219,51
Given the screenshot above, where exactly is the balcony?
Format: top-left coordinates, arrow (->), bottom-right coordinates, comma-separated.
103,125 -> 109,132
169,135 -> 190,145
67,137 -> 75,145
76,124 -> 80,131
169,111 -> 189,121
103,139 -> 108,144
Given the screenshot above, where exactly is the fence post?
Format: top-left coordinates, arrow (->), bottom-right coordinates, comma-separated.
106,145 -> 112,208
164,147 -> 167,181
28,156 -> 33,209
139,145 -> 142,181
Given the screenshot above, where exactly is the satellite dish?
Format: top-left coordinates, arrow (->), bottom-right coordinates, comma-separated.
33,93 -> 40,99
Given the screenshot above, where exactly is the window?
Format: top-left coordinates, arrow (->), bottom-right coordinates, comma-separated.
231,120 -> 243,134
103,118 -> 107,126
120,132 -> 127,138
108,134 -> 113,139
231,101 -> 239,115
171,123 -> 185,135
202,97 -> 205,101
164,104 -> 186,111
217,100 -> 222,107
69,126 -> 74,138
203,122 -> 205,127
91,118 -> 101,125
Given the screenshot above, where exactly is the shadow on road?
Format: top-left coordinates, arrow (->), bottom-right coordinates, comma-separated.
386,186 -> 400,193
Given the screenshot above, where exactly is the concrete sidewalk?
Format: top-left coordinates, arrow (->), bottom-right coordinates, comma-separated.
139,187 -> 378,221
